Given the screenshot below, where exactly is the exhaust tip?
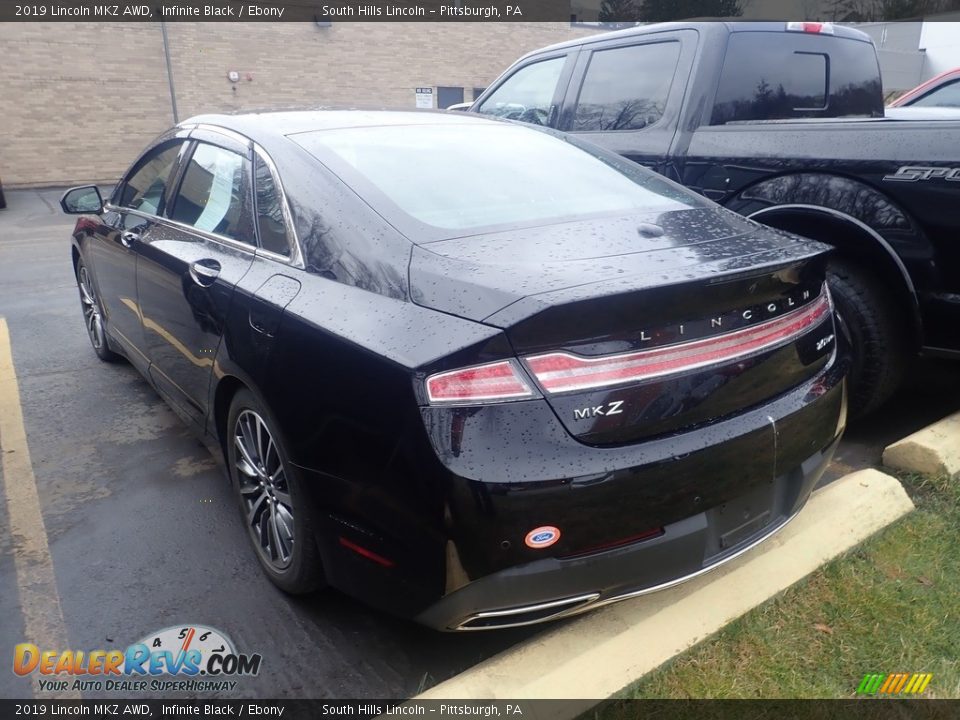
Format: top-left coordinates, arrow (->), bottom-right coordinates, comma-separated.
454,593 -> 600,631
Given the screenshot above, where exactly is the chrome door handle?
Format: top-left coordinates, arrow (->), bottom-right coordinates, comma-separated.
189,260 -> 221,287
120,230 -> 140,248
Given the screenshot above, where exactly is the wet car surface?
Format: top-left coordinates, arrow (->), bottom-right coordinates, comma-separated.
55,112 -> 848,632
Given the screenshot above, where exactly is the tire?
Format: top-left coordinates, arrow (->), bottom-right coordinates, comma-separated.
827,259 -> 909,419
226,388 -> 325,594
75,258 -> 121,363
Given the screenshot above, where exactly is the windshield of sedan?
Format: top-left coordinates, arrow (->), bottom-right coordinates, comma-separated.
293,123 -> 704,235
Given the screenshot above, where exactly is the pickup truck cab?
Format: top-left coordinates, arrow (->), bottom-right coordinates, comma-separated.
470,21 -> 960,417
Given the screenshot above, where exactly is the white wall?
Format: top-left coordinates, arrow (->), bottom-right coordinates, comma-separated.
919,20 -> 960,79
859,22 -> 925,91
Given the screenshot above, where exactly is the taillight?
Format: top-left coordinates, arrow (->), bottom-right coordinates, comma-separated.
786,21 -> 834,34
526,291 -> 832,395
425,360 -> 535,405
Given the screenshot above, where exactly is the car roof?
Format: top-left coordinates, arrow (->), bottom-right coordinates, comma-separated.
182,109 -> 495,145
517,20 -> 873,60
893,66 -> 960,106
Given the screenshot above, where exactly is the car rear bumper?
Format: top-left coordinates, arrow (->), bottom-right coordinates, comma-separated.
419,436 -> 836,631
416,358 -> 847,631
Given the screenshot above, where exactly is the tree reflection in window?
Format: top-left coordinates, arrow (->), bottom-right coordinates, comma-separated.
573,41 -> 680,132
255,156 -> 290,256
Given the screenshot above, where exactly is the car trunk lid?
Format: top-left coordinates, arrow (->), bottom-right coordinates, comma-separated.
410,207 -> 836,443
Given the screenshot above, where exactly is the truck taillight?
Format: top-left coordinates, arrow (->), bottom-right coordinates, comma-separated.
525,291 -> 832,395
425,360 -> 535,405
786,21 -> 834,34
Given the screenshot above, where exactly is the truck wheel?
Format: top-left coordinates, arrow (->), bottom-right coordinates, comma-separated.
827,260 -> 908,419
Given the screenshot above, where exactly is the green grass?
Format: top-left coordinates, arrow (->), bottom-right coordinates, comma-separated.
593,472 -> 960,708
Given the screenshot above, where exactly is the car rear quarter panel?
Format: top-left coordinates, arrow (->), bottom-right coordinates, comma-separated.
249,271 -> 523,612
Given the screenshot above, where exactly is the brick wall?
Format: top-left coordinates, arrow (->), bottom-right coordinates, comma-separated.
0,23 -> 174,187
1,22 -> 597,187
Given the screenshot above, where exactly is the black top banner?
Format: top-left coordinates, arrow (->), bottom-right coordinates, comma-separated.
6,0 -> 960,22
2,699 -> 959,720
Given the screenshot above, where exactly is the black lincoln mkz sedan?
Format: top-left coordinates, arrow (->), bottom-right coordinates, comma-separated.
61,111 -> 847,630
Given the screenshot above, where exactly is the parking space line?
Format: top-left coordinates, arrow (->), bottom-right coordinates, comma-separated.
0,317 -> 79,699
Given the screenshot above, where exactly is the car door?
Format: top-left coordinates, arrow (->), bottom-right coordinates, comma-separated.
558,32 -> 694,175
90,139 -> 187,369
472,50 -> 578,128
135,131 -> 257,427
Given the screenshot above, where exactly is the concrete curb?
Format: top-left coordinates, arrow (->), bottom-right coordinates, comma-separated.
882,411 -> 960,478
413,470 -> 913,714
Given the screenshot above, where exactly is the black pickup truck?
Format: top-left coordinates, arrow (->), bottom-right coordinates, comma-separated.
469,21 -> 960,418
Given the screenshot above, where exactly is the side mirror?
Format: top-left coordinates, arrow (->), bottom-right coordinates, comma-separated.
60,185 -> 103,215
445,101 -> 475,112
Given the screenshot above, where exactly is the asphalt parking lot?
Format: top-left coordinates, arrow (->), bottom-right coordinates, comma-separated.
1,188 -> 958,700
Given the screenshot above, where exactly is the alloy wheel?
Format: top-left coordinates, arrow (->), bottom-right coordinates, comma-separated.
233,409 -> 295,570
78,265 -> 107,351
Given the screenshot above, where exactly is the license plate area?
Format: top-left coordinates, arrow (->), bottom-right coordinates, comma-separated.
704,480 -> 776,562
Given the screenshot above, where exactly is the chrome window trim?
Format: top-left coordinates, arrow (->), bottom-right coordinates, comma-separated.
252,142 -> 305,269
193,123 -> 253,149
105,203 -> 259,256
106,130 -> 305,270
107,203 -> 304,270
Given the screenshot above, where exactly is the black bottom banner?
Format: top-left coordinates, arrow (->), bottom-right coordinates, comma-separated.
2,699 -> 959,720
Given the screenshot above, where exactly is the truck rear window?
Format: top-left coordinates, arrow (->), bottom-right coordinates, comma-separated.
711,32 -> 883,124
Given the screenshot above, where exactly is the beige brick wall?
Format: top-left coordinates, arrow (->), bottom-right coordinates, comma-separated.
1,22 -> 597,187
0,23 -> 174,187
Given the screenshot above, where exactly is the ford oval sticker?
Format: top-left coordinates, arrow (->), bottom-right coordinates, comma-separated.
525,526 -> 561,549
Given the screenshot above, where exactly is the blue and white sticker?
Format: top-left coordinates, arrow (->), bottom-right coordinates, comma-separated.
525,526 -> 561,549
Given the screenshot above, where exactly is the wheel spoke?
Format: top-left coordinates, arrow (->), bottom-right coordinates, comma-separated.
234,434 -> 264,479
79,270 -> 98,305
259,508 -> 272,556
255,416 -> 266,467
247,492 -> 268,526
264,435 -> 276,473
269,509 -> 287,562
275,504 -> 294,554
273,487 -> 292,507
268,465 -> 285,485
234,443 -> 260,480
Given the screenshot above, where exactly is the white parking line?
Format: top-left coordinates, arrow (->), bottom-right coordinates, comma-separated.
0,317 -> 79,699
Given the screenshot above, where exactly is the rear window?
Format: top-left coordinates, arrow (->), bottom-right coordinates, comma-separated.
293,123 -> 702,236
711,32 -> 883,124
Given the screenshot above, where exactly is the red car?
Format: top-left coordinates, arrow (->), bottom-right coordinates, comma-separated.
890,67 -> 960,108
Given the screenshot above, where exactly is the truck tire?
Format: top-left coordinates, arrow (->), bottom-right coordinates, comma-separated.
827,259 -> 908,419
